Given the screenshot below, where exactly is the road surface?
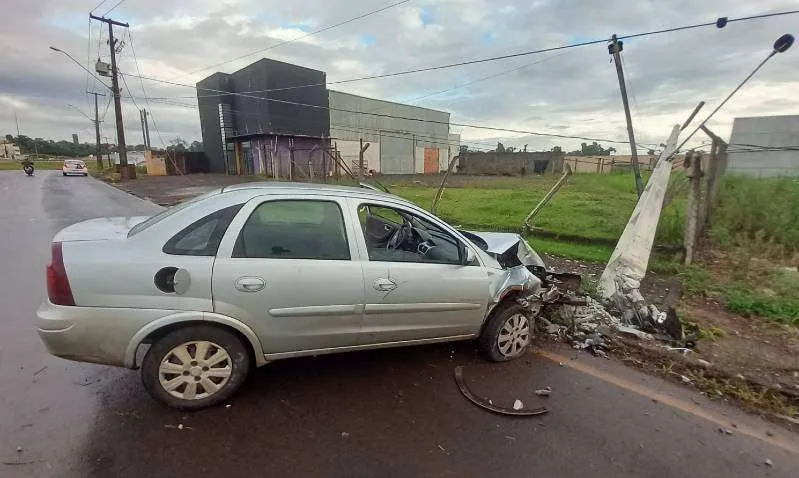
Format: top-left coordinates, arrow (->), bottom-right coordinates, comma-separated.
0,170 -> 797,477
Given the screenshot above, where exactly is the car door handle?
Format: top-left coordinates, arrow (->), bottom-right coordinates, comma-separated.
373,278 -> 397,292
235,277 -> 265,292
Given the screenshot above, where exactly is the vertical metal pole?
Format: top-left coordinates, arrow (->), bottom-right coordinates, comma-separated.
610,34 -> 643,197
94,93 -> 103,170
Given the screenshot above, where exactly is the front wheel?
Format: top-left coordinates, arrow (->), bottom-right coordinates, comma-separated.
479,302 -> 533,362
141,325 -> 251,409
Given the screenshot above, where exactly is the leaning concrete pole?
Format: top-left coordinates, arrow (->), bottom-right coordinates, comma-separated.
598,125 -> 680,301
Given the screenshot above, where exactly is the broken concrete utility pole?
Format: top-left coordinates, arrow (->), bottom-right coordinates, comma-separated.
598,124 -> 680,323
609,35 -> 644,198
523,163 -> 573,232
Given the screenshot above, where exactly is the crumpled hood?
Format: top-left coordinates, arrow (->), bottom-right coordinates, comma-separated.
54,216 -> 150,242
466,231 -> 546,268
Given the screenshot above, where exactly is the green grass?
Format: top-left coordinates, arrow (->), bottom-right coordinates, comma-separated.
711,175 -> 799,251
681,263 -> 799,325
389,172 -> 684,246
524,236 -> 613,262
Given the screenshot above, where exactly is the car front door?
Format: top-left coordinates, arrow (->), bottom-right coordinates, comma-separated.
212,196 -> 365,355
346,199 -> 490,344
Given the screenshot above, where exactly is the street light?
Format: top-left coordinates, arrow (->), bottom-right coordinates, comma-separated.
49,46 -> 111,90
67,104 -> 94,122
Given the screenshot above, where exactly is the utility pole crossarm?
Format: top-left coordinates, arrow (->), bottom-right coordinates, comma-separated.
89,14 -> 129,27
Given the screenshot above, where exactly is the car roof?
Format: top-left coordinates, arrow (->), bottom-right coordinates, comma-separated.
221,181 -> 397,201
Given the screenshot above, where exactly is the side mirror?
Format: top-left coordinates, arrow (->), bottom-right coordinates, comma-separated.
462,245 -> 477,266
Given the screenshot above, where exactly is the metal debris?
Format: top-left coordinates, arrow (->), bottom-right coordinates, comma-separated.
764,459 -> 773,467
512,400 -> 524,410
617,326 -> 654,341
534,387 -> 552,397
454,366 -> 548,417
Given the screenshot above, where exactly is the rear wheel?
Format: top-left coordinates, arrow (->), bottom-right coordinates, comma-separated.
479,302 -> 532,362
62,172 -> 67,176
141,326 -> 251,409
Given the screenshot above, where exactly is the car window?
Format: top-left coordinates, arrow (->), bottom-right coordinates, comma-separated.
358,204 -> 462,265
233,200 -> 350,260
128,189 -> 222,237
163,204 -> 243,256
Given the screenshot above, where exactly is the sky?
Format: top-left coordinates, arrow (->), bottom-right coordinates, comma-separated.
1,0 -> 798,153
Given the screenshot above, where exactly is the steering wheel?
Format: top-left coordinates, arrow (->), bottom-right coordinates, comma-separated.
386,223 -> 410,250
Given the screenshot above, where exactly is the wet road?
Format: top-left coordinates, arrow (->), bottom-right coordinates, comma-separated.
1,171 -> 797,477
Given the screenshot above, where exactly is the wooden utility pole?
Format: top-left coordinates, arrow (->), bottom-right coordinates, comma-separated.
609,34 -> 644,197
87,91 -> 106,170
90,14 -> 130,177
358,138 -> 370,182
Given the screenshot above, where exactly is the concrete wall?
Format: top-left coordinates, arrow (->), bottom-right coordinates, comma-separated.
328,90 -> 451,174
564,155 -> 659,174
727,115 -> 799,177
457,151 -> 565,175
334,139 -> 381,173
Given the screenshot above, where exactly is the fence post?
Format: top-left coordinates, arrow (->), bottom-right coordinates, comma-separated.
683,151 -> 702,265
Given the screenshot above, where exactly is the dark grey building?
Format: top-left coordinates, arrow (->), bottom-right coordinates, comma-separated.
197,58 -> 456,177
197,58 -> 330,174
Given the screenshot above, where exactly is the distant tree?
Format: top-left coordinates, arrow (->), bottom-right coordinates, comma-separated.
167,137 -> 188,152
189,140 -> 203,152
647,149 -> 656,156
505,146 -> 516,153
496,142 -> 506,153
459,145 -> 468,155
568,141 -> 616,156
551,146 -> 563,153
4,134 -> 13,142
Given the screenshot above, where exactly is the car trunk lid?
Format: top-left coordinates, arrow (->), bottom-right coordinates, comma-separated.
54,216 -> 150,242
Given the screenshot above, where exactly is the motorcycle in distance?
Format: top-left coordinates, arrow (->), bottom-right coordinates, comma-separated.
22,159 -> 34,176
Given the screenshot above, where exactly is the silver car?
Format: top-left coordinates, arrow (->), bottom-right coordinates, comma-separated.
37,183 -> 547,409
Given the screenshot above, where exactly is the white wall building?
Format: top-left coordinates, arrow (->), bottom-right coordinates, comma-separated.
727,115 -> 799,177
328,91 -> 457,175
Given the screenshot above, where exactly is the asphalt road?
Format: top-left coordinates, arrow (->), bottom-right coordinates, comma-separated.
1,170 -> 797,478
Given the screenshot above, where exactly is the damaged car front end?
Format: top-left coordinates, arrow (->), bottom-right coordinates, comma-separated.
462,231 -> 584,319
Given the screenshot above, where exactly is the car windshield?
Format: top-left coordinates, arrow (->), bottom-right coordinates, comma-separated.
127,188 -> 222,237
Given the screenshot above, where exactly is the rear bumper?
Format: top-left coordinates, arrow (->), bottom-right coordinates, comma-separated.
36,301 -> 173,368
62,170 -> 88,175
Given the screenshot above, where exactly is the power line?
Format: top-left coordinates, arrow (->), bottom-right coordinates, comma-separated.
126,71 -> 641,145
90,0 -> 110,13
102,0 -> 127,17
132,9 -> 799,100
179,0 -> 411,79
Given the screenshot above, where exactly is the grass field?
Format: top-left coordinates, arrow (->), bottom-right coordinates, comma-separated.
377,173 -> 686,261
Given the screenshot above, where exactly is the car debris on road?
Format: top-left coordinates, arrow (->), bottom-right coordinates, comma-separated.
454,366 -> 548,417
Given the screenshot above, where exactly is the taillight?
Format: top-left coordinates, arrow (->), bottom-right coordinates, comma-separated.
47,242 -> 75,306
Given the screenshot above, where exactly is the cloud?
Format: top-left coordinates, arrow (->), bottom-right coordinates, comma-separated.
0,0 -> 797,154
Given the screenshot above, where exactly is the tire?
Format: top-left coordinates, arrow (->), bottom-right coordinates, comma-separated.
62,172 -> 67,176
83,173 -> 88,177
479,302 -> 533,362
141,325 -> 251,410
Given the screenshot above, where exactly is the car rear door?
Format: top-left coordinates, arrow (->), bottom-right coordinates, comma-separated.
344,198 -> 490,344
212,194 -> 365,355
